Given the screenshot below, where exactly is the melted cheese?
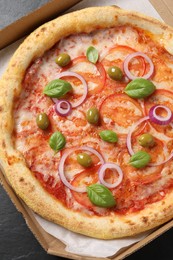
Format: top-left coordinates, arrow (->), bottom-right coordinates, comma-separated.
13,24 -> 173,215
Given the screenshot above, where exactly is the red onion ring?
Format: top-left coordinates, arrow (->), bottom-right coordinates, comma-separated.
126,116 -> 173,167
98,163 -> 123,188
54,100 -> 72,117
149,105 -> 173,125
123,52 -> 154,80
58,146 -> 105,193
55,71 -> 88,108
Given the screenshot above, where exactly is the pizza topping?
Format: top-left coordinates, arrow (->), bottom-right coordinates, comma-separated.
49,131 -> 66,152
124,78 -> 156,99
98,163 -> 123,188
13,24 -> 173,216
100,94 -> 143,135
87,184 -> 116,208
123,52 -> 154,80
58,146 -> 105,192
149,105 -> 173,125
129,151 -> 151,168
68,56 -> 106,96
86,107 -> 100,125
55,71 -> 88,108
36,113 -> 50,130
107,66 -> 123,81
86,46 -> 99,64
144,90 -> 173,138
99,130 -> 118,143
138,133 -> 155,148
77,152 -> 93,168
54,99 -> 72,117
55,53 -> 71,67
43,79 -> 72,98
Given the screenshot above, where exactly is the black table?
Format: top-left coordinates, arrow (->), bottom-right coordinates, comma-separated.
1,1 -> 173,259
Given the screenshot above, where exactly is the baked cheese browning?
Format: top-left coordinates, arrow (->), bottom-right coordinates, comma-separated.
12,22 -> 173,217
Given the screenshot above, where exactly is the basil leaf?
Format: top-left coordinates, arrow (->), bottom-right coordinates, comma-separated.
129,151 -> 151,168
43,79 -> 72,98
99,130 -> 118,143
86,46 -> 99,64
87,184 -> 116,208
124,78 -> 156,99
49,131 -> 66,152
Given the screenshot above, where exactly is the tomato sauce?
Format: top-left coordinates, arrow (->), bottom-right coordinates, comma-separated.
14,24 -> 173,216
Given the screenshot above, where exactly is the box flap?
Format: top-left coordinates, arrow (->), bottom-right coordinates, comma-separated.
0,0 -> 81,50
150,0 -> 173,26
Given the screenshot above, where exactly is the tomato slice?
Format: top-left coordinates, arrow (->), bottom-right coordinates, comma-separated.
100,94 -> 144,135
144,89 -> 173,137
101,45 -> 146,77
61,56 -> 106,96
117,148 -> 163,185
71,166 -> 99,209
132,136 -> 165,165
71,165 -> 116,215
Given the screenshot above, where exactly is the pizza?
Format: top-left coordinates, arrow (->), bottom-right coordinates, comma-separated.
0,6 -> 173,239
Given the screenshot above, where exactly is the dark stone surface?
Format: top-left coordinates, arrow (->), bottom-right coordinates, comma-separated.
0,0 -> 50,29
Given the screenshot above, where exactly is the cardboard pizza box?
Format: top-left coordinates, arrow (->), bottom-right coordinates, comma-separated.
0,0 -> 173,259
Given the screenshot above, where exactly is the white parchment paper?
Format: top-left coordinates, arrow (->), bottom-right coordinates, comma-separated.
0,0 -> 163,258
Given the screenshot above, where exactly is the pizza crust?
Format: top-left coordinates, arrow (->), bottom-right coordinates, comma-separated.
0,6 -> 173,239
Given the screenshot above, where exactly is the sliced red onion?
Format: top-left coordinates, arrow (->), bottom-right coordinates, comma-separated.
126,116 -> 149,155
55,100 -> 72,117
123,52 -> 154,80
149,105 -> 173,125
98,163 -> 123,188
58,146 -> 105,193
56,71 -> 88,108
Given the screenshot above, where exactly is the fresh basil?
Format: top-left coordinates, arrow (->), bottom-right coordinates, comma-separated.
124,78 -> 156,99
87,184 -> 116,208
99,130 -> 118,143
43,79 -> 72,98
49,131 -> 66,152
86,46 -> 99,64
129,151 -> 151,168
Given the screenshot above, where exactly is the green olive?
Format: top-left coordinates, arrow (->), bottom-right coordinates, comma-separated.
138,133 -> 155,148
107,66 -> 123,81
55,53 -> 71,67
36,113 -> 50,130
77,153 -> 93,167
86,107 -> 100,125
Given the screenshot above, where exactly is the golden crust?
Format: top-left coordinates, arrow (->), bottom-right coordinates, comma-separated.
1,6 -> 173,239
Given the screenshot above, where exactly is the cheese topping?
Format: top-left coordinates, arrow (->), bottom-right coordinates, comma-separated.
13,25 -> 173,215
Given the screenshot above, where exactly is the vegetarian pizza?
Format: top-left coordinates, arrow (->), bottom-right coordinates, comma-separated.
1,6 -> 173,239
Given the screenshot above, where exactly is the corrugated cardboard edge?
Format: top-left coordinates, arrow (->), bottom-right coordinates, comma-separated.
0,0 -> 81,50
150,0 -> 173,26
